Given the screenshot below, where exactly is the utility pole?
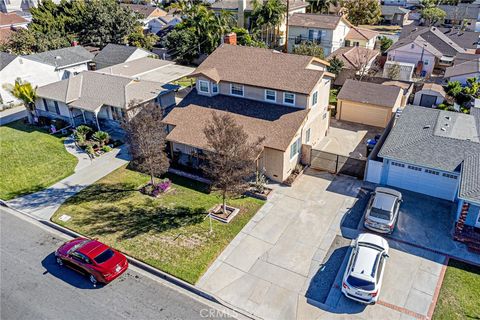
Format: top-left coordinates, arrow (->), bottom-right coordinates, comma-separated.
284,0 -> 289,52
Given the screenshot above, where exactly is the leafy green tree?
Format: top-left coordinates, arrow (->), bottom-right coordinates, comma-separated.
163,27 -> 200,64
293,42 -> 325,59
340,0 -> 381,26
232,27 -> 266,48
126,26 -> 159,50
446,81 -> 462,98
308,0 -> 338,13
462,77 -> 480,98
3,79 -> 37,123
251,0 -> 286,47
379,36 -> 393,54
327,56 -> 344,75
421,7 -> 446,26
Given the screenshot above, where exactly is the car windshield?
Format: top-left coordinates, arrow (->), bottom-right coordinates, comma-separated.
93,248 -> 115,264
347,275 -> 375,291
370,207 -> 392,220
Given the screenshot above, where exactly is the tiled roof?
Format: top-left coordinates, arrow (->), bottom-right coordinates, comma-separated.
337,79 -> 402,108
163,91 -> 309,151
326,46 -> 379,70
24,46 -> 94,68
191,44 -> 330,95
288,13 -> 344,29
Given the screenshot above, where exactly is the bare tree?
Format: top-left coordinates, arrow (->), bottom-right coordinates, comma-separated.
352,49 -> 379,81
122,102 -> 169,185
202,112 -> 265,213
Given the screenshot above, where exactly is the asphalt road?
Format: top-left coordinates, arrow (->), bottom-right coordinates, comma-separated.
0,208 -> 234,320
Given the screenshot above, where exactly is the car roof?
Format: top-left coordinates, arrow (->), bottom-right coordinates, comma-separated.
77,239 -> 110,259
372,192 -> 397,212
351,244 -> 381,281
357,233 -> 389,250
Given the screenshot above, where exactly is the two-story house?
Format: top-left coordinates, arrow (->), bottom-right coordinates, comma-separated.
162,43 -> 334,183
439,3 -> 480,32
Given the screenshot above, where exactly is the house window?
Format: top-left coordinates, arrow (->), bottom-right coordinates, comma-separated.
284,92 -> 295,105
308,30 -> 322,42
306,128 -> 311,143
407,165 -> 422,171
353,41 -> 360,47
265,89 -> 276,102
411,44 -> 415,49
231,83 -> 244,96
391,161 -> 405,167
54,101 -> 60,114
442,173 -> 458,179
199,80 -> 209,93
290,137 -> 301,160
312,91 -> 318,106
42,98 -> 48,111
345,40 -> 351,47
424,60 -> 429,65
212,83 -> 218,94
425,169 -> 439,175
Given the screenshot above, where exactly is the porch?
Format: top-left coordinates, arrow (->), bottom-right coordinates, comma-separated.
454,201 -> 480,253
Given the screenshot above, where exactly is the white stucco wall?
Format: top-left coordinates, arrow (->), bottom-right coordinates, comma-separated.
448,72 -> 480,85
387,43 -> 437,76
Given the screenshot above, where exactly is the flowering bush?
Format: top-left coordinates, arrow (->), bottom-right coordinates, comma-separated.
142,178 -> 172,197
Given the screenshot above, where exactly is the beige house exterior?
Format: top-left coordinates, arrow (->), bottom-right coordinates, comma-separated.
163,44 -> 334,183
336,80 -> 403,128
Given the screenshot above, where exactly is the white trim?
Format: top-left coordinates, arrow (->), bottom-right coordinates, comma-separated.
283,92 -> 296,106
264,89 -> 276,102
230,83 -> 244,97
198,80 -> 209,93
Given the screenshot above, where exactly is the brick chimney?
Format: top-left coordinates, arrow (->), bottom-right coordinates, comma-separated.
71,40 -> 78,47
224,32 -> 237,46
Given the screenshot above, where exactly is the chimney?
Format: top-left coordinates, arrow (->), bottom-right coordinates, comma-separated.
476,47 -> 480,54
224,32 -> 237,46
237,0 -> 246,28
71,40 -> 78,47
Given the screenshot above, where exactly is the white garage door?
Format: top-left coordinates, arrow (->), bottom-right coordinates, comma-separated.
340,102 -> 390,127
386,162 -> 459,201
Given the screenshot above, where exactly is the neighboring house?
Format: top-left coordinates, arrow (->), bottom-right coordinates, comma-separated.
445,59 -> 480,85
0,12 -> 28,44
0,46 -> 93,106
210,0 -> 308,45
381,79 -> 414,107
382,0 -> 408,6
454,53 -> 480,65
288,13 -> 352,55
383,61 -> 416,81
366,105 -> 480,250
386,26 -> 465,77
413,83 -> 446,107
147,15 -> 182,35
400,25 -> 480,52
34,57 -> 194,129
120,3 -> 178,34
163,44 -> 334,183
381,6 -> 410,26
92,43 -> 156,70
327,46 -> 379,85
336,79 -> 403,127
344,26 -> 378,49
439,3 -> 480,32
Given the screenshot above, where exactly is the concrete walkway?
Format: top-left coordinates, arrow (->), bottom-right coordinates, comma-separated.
0,106 -> 27,125
63,136 -> 93,172
6,145 -> 130,220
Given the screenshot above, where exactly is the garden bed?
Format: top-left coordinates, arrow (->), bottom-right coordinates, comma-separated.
283,164 -> 307,187
209,204 -> 240,223
73,125 -> 121,158
244,186 -> 274,201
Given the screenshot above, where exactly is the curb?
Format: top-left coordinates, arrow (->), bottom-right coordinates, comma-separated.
5,205 -> 258,320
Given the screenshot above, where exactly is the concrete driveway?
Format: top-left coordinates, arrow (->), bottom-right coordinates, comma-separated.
314,119 -> 383,160
197,170 -> 446,319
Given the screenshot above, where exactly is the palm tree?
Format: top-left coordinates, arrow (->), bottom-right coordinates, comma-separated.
3,78 -> 37,124
92,131 -> 110,147
309,0 -> 338,14
251,0 -> 286,47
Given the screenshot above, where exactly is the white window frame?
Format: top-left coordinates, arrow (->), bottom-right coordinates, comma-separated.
265,89 -> 276,102
283,92 -> 295,106
311,91 -> 318,106
230,83 -> 244,97
306,128 -> 311,143
212,83 -> 219,94
290,137 -> 301,160
198,80 -> 209,93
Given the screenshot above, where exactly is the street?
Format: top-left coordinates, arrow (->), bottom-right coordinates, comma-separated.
0,208 -> 234,320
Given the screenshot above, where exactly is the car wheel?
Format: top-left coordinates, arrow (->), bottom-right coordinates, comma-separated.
56,257 -> 64,266
89,274 -> 98,286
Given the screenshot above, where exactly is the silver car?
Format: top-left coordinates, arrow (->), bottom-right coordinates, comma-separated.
364,187 -> 402,234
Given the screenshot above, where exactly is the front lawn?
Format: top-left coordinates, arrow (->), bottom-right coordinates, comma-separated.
173,77 -> 195,88
433,259 -> 480,320
52,166 -> 264,284
0,120 -> 78,200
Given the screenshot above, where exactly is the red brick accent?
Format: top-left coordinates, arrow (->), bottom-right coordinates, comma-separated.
224,32 -> 237,46
426,256 -> 449,320
377,300 -> 425,319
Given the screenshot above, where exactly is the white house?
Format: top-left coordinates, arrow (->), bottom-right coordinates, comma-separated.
92,43 -> 156,70
147,15 -> 182,35
0,46 -> 94,107
445,59 -> 480,85
413,83 -> 446,107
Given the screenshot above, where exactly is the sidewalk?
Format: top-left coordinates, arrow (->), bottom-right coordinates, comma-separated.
6,145 -> 130,220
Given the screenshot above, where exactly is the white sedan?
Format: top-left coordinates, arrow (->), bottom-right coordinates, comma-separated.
341,233 -> 389,304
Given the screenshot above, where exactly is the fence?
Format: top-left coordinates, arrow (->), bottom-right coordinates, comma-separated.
310,149 -> 366,179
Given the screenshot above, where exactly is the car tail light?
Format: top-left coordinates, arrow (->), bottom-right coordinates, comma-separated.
370,291 -> 378,297
342,282 -> 349,289
389,224 -> 394,230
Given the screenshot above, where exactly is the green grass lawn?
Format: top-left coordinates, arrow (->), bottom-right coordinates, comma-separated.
174,77 -> 195,87
52,165 -> 264,284
433,259 -> 480,320
0,120 -> 78,200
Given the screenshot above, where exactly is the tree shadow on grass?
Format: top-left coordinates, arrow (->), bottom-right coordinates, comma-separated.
76,202 -> 206,240
63,182 -> 140,206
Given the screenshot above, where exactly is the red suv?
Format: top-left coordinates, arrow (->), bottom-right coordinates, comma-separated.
55,237 -> 128,286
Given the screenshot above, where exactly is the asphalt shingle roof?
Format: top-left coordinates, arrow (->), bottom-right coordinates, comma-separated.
0,51 -> 16,70
288,13 -> 345,29
191,44 -> 330,95
326,46 -> 379,70
93,43 -> 154,70
445,59 -> 480,78
163,91 -> 309,151
459,153 -> 480,203
400,25 -> 480,51
337,80 -> 402,108
24,46 -> 94,68
381,5 -> 410,16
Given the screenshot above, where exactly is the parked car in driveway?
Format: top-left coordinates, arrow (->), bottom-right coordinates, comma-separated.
55,237 -> 128,286
342,233 -> 390,304
364,187 -> 402,234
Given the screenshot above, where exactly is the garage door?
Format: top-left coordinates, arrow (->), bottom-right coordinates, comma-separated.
339,101 -> 390,127
386,162 -> 459,201
419,94 -> 437,107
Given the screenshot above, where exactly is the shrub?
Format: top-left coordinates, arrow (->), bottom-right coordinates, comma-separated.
92,131 -> 110,147
101,145 -> 112,152
86,145 -> 95,156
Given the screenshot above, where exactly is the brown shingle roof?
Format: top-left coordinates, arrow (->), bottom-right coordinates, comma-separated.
163,92 -> 309,151
420,83 -> 446,96
337,79 -> 402,108
345,27 -> 379,41
191,44 -> 329,94
288,13 -> 347,29
120,4 -> 167,18
0,12 -> 28,26
445,59 -> 480,78
326,46 -> 379,69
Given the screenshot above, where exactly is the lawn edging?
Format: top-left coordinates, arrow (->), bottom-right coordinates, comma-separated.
39,217 -> 258,320
427,255 -> 449,320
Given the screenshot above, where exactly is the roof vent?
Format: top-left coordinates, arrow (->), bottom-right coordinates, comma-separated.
445,116 -> 451,120
445,123 -> 449,127
441,127 -> 446,131
423,125 -> 431,129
